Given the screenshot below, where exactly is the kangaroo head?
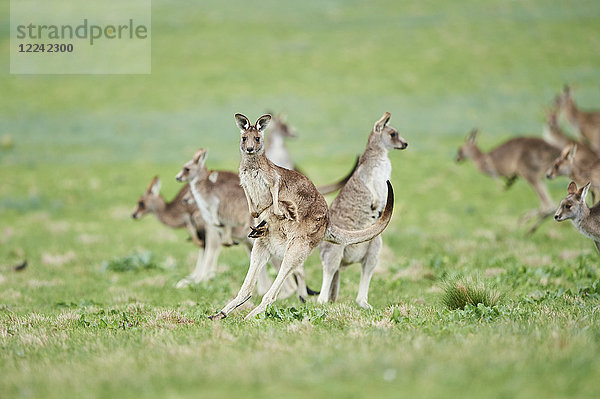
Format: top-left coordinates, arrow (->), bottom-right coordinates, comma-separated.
555,181 -> 590,222
456,129 -> 478,162
372,112 -> 407,151
546,144 -> 576,179
132,176 -> 161,219
236,113 -> 271,156
269,113 -> 297,138
176,149 -> 208,182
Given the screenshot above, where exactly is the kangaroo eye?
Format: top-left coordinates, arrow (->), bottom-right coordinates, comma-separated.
255,137 -> 260,143
183,167 -> 190,173
554,165 -> 559,170
242,137 -> 247,142
391,133 -> 396,138
138,201 -> 144,208
565,204 -> 571,209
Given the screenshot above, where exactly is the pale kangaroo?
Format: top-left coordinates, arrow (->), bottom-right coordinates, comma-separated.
265,113 -> 297,170
175,149 -> 300,298
209,114 -> 394,321
132,176 -> 205,247
456,129 -> 560,233
556,86 -> 600,155
546,145 -> 600,204
318,112 -> 407,309
555,181 -> 600,253
266,113 -> 357,195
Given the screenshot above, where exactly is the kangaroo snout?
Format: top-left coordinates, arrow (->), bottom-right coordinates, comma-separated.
396,142 -> 408,150
175,174 -> 183,182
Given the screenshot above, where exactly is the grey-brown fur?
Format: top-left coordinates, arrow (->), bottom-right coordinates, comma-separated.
456,130 -> 560,220
209,113 -> 394,321
555,181 -> 600,253
556,86 -> 600,155
546,145 -> 600,204
318,112 -> 407,309
132,176 -> 205,247
174,149 -> 298,297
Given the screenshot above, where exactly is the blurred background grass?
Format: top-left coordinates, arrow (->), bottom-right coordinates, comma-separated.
2,1 -> 600,398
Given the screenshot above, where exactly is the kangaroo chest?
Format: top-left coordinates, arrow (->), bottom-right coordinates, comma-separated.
239,168 -> 273,211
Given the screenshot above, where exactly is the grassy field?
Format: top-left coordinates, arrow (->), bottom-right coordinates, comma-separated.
2,0 -> 600,398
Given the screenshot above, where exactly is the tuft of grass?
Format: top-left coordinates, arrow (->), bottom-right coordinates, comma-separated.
102,251 -> 161,273
441,275 -> 502,310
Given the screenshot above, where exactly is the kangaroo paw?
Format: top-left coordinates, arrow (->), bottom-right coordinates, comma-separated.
208,311 -> 227,321
248,220 -> 268,238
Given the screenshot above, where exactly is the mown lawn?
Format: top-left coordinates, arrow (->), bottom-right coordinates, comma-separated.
1,1 -> 600,398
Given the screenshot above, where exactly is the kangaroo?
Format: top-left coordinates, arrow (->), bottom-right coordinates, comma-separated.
265,113 -> 297,170
175,149 -> 302,299
132,176 -> 205,247
456,129 -> 561,233
547,144 -> 600,204
555,181 -> 600,254
318,112 -> 407,309
208,113 -> 394,321
543,104 -> 598,171
556,86 -> 600,155
266,113 -> 357,195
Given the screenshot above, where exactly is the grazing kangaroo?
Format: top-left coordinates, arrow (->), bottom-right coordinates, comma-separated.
456,129 -> 560,233
132,176 -> 205,247
556,86 -> 600,155
546,145 -> 600,204
208,113 -> 394,321
555,181 -> 600,253
318,112 -> 407,309
175,149 -> 301,298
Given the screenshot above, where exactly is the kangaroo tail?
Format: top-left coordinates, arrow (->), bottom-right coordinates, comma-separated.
316,156 -> 359,195
323,181 -> 394,246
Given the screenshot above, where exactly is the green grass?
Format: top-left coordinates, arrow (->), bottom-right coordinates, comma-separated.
2,0 -> 600,398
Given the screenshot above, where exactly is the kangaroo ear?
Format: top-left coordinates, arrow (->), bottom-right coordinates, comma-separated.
255,114 -> 272,132
580,182 -> 591,202
148,176 -> 161,194
568,181 -> 578,195
568,145 -> 578,162
374,112 -> 391,132
235,114 -> 251,131
193,149 -> 207,164
467,129 -> 478,143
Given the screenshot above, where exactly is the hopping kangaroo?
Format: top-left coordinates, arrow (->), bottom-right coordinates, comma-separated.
318,112 -> 407,309
546,145 -> 600,204
456,129 -> 560,233
132,176 -> 205,247
555,181 -> 600,253
209,114 -> 394,321
175,149 -> 299,298
556,86 -> 600,155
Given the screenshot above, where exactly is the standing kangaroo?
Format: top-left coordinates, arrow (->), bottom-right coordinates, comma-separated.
556,86 -> 600,155
555,181 -> 600,253
266,112 -> 357,195
456,129 -> 560,233
132,176 -> 205,247
318,112 -> 407,309
175,149 -> 300,298
209,114 -> 394,321
265,113 -> 297,170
